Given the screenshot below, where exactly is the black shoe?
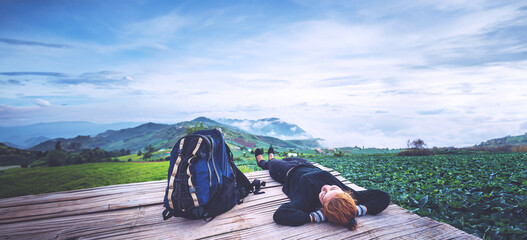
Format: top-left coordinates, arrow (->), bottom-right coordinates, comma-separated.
254,148 -> 263,158
268,145 -> 274,155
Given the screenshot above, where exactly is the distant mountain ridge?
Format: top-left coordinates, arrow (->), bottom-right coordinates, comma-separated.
0,121 -> 143,149
476,133 -> 527,147
215,117 -> 311,139
28,117 -> 322,152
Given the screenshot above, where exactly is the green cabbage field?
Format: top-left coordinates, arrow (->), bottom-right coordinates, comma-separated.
311,152 -> 527,240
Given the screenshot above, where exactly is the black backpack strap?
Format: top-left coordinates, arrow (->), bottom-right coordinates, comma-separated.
251,179 -> 266,195
162,208 -> 174,220
234,166 -> 254,196
203,212 -> 215,222
225,144 -> 265,204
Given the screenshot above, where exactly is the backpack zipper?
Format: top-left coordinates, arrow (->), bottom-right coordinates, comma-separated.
207,136 -> 221,184
206,155 -> 212,187
200,135 -> 213,187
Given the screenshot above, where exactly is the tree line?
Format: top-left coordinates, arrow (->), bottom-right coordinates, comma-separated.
40,141 -> 133,167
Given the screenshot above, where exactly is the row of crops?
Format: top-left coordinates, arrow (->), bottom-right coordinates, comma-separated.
310,152 -> 527,240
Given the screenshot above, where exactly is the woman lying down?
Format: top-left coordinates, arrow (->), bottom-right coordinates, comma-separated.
254,146 -> 390,230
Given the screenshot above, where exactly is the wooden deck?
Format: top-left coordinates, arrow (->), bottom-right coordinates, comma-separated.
0,164 -> 479,240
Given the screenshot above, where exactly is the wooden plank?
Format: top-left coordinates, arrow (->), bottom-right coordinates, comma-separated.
0,164 -> 335,208
0,164 -> 339,224
0,171 -> 287,224
0,187 -> 290,239
0,180 -> 166,207
208,205 -> 411,239
0,163 -> 479,240
1,189 -> 477,239
0,170 -> 278,208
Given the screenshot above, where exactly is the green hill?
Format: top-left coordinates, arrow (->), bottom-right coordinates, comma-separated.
476,133 -> 527,147
0,143 -> 40,166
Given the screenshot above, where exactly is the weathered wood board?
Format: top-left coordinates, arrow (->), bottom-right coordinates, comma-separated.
0,163 -> 480,239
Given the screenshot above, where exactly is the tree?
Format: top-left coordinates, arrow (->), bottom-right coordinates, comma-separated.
144,145 -> 155,153
67,142 -> 82,151
137,150 -> 143,156
72,155 -> 83,164
186,122 -> 207,135
55,141 -> 62,151
407,139 -> 427,149
400,138 -> 432,156
46,149 -> 69,167
36,151 -> 46,159
333,151 -> 346,157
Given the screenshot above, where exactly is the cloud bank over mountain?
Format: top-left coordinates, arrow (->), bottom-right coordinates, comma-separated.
216,118 -> 312,140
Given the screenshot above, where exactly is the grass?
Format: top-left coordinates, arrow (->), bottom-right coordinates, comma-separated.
0,156 -> 259,199
116,149 -> 171,162
0,162 -> 169,198
117,154 -> 144,161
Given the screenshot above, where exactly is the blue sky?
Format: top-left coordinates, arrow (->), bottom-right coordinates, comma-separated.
1,0 -> 527,148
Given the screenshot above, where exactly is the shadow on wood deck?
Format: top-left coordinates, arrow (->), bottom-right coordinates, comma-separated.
0,163 -> 479,239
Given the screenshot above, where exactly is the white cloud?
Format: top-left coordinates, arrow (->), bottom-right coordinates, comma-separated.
406,0 -> 492,11
231,120 -> 252,132
232,19 -> 386,63
124,11 -> 189,40
253,120 -> 271,129
34,99 -> 51,107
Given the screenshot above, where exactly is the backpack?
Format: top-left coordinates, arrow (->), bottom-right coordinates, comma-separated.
162,128 -> 264,221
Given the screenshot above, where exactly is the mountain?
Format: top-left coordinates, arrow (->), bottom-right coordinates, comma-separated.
29,117 -> 321,152
30,122 -> 173,152
0,143 -> 39,166
0,121 -> 143,149
476,133 -> 527,147
215,117 -> 311,139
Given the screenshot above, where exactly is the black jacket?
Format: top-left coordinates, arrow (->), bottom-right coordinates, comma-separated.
273,166 -> 390,226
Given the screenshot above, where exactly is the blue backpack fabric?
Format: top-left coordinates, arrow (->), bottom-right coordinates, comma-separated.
162,129 -> 263,221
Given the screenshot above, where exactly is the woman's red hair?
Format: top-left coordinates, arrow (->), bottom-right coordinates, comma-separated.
321,191 -> 358,230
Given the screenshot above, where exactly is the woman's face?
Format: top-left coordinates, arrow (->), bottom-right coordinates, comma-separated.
319,185 -> 344,205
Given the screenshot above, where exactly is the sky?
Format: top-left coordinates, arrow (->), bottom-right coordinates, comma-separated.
1,0 -> 527,148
